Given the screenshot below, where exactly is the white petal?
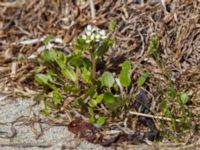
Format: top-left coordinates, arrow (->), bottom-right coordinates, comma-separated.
82,34 -> 87,40
95,34 -> 100,39
91,34 -> 95,40
86,31 -> 92,36
86,25 -> 92,31
99,30 -> 106,36
101,35 -> 107,39
91,27 -> 96,32
86,40 -> 91,43
92,26 -> 99,32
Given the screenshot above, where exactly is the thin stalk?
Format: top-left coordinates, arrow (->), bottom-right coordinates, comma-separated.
76,67 -> 80,89
90,52 -> 96,81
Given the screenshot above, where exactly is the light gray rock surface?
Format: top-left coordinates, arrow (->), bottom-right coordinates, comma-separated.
0,95 -> 114,150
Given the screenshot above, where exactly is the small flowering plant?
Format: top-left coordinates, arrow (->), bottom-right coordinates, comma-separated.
35,24 -> 132,126
73,25 -> 113,80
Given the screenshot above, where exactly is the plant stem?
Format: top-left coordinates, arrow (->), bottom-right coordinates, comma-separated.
76,67 -> 80,89
91,52 -> 96,81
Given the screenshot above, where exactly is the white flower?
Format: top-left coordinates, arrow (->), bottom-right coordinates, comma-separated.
95,34 -> 100,42
82,34 -> 87,40
91,34 -> 95,40
81,25 -> 108,43
99,30 -> 106,36
86,31 -> 92,36
86,25 -> 92,31
95,34 -> 100,39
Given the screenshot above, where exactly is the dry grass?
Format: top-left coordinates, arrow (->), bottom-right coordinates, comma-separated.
0,0 -> 200,148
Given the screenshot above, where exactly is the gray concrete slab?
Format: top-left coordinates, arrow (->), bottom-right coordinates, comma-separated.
0,95 -> 114,150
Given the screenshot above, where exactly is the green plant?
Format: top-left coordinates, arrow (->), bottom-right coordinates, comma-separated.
137,72 -> 149,87
35,25 -> 132,126
146,36 -> 192,137
108,19 -> 117,32
159,81 -> 192,133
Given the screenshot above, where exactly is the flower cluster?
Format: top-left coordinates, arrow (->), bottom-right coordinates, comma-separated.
81,25 -> 107,44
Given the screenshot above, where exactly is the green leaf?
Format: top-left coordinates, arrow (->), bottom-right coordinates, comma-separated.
63,83 -> 78,93
159,101 -> 176,128
103,92 -> 123,111
147,35 -> 159,55
35,73 -> 52,85
96,42 -> 109,57
81,67 -> 91,84
103,92 -> 115,106
61,65 -> 77,82
69,56 -> 84,67
35,74 -> 57,91
88,99 -> 98,107
47,69 -> 57,77
41,107 -> 50,116
180,93 -> 189,105
88,92 -> 103,107
41,51 -> 51,62
89,116 -> 95,123
119,60 -> 131,87
108,19 -> 117,32
41,49 -> 58,62
121,60 -> 131,71
137,73 -> 149,87
86,88 -> 96,97
88,107 -> 95,123
165,82 -> 176,99
96,39 -> 113,57
88,107 -> 94,116
96,94 -> 104,104
82,58 -> 92,69
119,69 -> 131,88
41,49 -> 67,66
74,37 -> 91,52
43,35 -> 53,45
100,71 -> 115,88
159,101 -> 171,116
96,117 -> 106,125
55,51 -> 67,69
52,90 -> 62,105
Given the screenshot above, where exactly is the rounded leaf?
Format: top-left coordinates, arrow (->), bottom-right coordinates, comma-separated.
119,70 -> 131,87
96,117 -> 106,125
100,71 -> 115,88
180,93 -> 189,105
